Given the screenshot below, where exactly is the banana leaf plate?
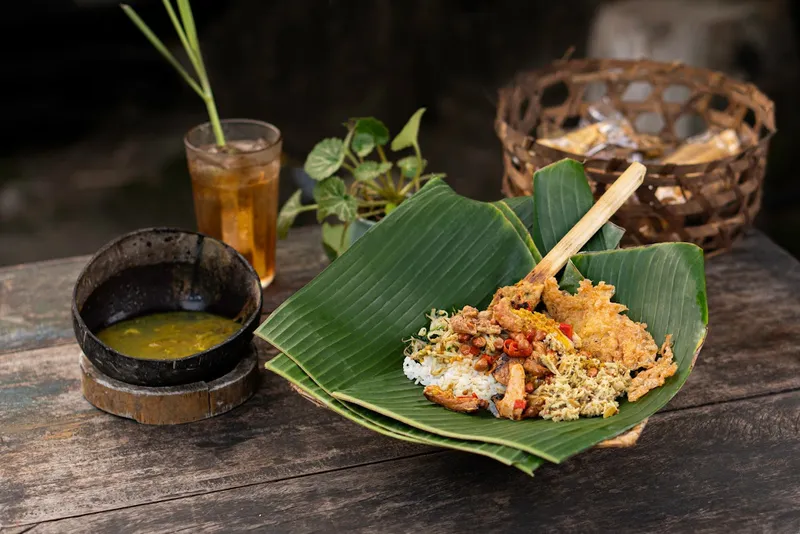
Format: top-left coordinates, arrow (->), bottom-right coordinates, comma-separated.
257,160 -> 708,472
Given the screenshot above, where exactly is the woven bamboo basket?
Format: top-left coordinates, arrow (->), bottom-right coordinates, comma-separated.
496,58 -> 776,253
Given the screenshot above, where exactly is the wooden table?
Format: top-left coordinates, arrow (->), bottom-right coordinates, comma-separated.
2,227 -> 799,533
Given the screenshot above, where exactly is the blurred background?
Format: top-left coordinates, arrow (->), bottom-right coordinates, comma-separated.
1,0 -> 798,265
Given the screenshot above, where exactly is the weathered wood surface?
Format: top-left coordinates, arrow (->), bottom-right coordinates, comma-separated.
0,226 -> 327,356
24,392 -> 800,534
1,229 -> 799,531
0,343 -> 430,526
0,257 -> 86,355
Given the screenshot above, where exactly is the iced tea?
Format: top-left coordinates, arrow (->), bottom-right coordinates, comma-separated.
185,120 -> 282,288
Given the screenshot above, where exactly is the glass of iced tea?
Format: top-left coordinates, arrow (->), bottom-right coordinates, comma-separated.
184,119 -> 282,288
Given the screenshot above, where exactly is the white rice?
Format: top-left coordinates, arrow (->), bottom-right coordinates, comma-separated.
403,309 -> 506,401
403,352 -> 505,401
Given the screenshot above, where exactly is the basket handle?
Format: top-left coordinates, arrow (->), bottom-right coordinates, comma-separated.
525,161 -> 646,285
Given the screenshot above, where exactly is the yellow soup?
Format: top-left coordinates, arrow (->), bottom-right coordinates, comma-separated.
96,311 -> 242,360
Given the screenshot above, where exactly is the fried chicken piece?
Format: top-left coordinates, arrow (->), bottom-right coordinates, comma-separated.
489,281 -> 543,333
492,356 -> 511,386
451,306 -> 502,335
494,362 -> 527,420
522,395 -> 545,419
628,335 -> 677,401
423,385 -> 488,413
542,277 -> 658,370
523,354 -> 549,378
492,297 -> 525,332
490,280 -> 544,309
450,306 -> 479,335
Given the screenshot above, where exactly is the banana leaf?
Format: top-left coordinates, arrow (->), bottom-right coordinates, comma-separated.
258,160 -> 708,465
267,354 -> 543,475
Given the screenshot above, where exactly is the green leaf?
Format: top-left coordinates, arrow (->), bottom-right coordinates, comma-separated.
351,132 -> 375,158
559,262 -> 584,294
355,118 -> 390,145
313,177 -> 358,223
321,222 -> 348,259
531,159 -> 624,254
397,156 -> 427,178
497,197 -> 541,262
351,118 -> 391,156
276,190 -> 304,239
390,108 -> 426,151
258,169 -> 707,468
333,241 -> 706,463
120,4 -> 204,98
419,172 -> 446,183
492,200 -> 541,262
304,138 -> 345,180
267,354 -> 542,475
353,161 -> 393,182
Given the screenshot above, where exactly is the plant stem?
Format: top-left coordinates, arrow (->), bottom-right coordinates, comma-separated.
360,180 -> 386,195
294,204 -> 318,214
359,200 -> 389,208
339,221 -> 350,252
359,208 -> 384,219
342,162 -> 356,172
120,5 -> 204,98
204,92 -> 225,147
375,145 -> 397,193
398,180 -> 416,197
412,143 -> 423,192
345,150 -> 360,168
122,1 -> 226,146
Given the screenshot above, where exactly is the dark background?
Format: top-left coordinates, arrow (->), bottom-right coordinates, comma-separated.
1,0 -> 798,265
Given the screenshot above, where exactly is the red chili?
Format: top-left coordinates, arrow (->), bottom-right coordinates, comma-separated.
503,338 -> 532,358
513,399 -> 527,410
559,323 -> 574,340
469,345 -> 481,356
525,331 -> 535,344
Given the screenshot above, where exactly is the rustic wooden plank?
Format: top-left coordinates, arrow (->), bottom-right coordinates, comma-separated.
2,231 -> 800,527
24,391 -> 800,533
0,342 -> 431,527
0,257 -> 87,355
0,227 -> 325,355
0,526 -> 37,534
669,230 -> 800,409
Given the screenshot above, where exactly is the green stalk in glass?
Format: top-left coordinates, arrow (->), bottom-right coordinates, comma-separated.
122,1 -> 284,288
121,0 -> 225,146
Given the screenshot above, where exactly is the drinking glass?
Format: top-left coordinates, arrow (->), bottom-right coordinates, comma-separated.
185,119 -> 282,288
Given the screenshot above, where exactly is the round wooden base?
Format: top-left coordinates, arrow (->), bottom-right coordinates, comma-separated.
80,347 -> 260,425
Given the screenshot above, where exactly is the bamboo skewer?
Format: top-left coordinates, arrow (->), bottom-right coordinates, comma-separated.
525,161 -> 646,285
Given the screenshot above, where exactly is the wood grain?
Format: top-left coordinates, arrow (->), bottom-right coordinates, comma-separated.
2,229 -> 800,529
0,257 -> 86,355
25,391 -> 800,533
0,226 -> 326,356
0,343 -> 431,527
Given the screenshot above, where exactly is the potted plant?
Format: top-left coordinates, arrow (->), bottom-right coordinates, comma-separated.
122,1 -> 283,288
278,108 -> 443,258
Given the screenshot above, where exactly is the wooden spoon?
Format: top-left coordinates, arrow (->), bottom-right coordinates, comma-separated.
525,161 -> 646,285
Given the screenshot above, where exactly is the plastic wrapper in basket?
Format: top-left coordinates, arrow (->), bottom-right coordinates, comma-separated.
496,58 -> 776,253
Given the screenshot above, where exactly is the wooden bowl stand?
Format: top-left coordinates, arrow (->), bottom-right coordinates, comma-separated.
80,346 -> 260,425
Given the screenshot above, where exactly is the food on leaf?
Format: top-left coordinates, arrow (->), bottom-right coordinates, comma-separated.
404,275 -> 676,422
